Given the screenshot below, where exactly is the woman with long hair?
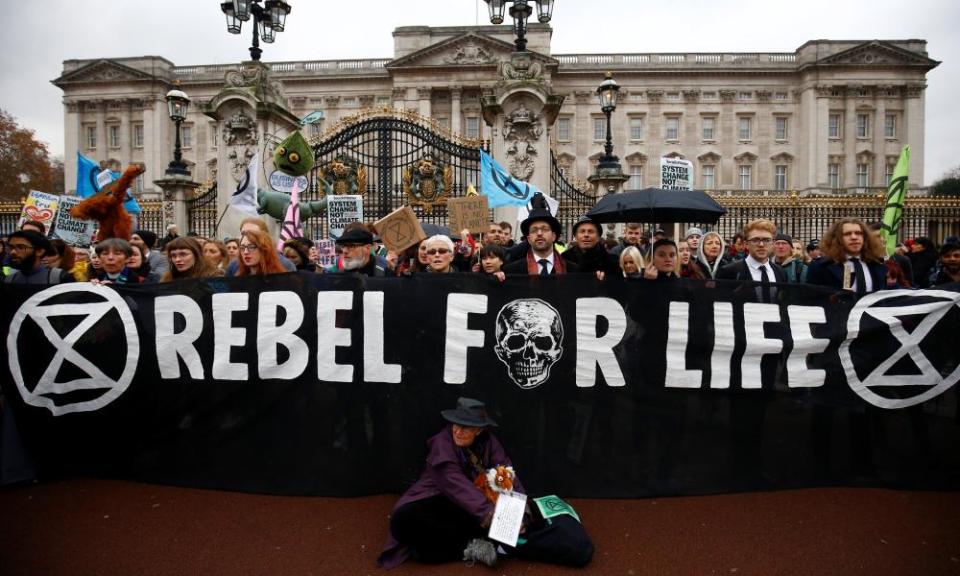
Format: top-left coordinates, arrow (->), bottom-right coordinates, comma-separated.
236,229 -> 288,276
42,238 -> 78,281
127,242 -> 152,283
619,245 -> 644,278
202,239 -> 230,271
161,237 -> 221,281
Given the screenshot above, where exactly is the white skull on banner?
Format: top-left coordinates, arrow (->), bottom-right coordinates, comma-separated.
494,299 -> 564,389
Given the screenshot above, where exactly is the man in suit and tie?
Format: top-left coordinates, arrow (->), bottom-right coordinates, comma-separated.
716,218 -> 786,302
806,217 -> 887,293
503,193 -> 579,276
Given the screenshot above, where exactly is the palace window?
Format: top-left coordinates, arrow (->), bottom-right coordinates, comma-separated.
738,165 -> 752,189
108,125 -> 120,149
629,117 -> 644,141
134,174 -> 144,194
627,165 -> 643,191
86,126 -> 97,149
857,163 -> 870,187
774,92 -> 788,101
828,163 -> 841,188
775,116 -> 788,141
133,124 -> 144,148
856,113 -> 870,138
665,116 -> 680,141
465,117 -> 480,139
885,163 -> 895,186
593,117 -> 605,141
701,117 -> 715,141
181,125 -> 193,149
701,91 -> 718,100
829,113 -> 842,139
557,117 -> 571,141
885,114 -> 897,139
774,165 -> 788,190
702,165 -> 715,189
665,92 -> 680,101
738,116 -> 752,141
738,91 -> 752,101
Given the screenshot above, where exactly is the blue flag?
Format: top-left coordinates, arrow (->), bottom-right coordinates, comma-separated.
480,150 -> 540,208
75,152 -> 141,214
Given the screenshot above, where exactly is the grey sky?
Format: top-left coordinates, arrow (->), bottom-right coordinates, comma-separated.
1,0 -> 956,184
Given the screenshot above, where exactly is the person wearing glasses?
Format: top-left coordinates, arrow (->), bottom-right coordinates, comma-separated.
161,237 -> 222,281
503,198 -> 579,277
421,235 -> 457,274
3,230 -> 74,284
235,229 -> 288,276
328,225 -> 391,276
716,219 -> 786,293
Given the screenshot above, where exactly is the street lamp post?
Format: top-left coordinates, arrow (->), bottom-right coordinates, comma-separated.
589,73 -> 629,199
220,0 -> 291,61
165,88 -> 191,177
484,0 -> 554,52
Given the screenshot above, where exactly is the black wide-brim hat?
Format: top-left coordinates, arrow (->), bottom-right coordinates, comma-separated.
336,227 -> 374,245
441,397 -> 498,428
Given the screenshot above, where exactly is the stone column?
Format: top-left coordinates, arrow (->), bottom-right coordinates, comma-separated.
392,87 -> 406,111
719,90 -> 736,187
418,87 -> 432,118
573,91 -> 592,179
94,100 -> 106,161
450,86 -> 462,134
154,174 -> 200,231
873,90 -> 886,187
844,87 -> 857,189
324,95 -> 340,125
119,99 -> 131,164
64,101 -> 81,194
808,87 -> 830,189
142,96 -> 170,195
905,84 -> 925,186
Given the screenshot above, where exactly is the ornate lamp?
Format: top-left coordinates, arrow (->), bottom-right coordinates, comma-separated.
484,0 -> 553,52
165,88 -> 191,176
589,73 -> 628,196
220,0 -> 291,61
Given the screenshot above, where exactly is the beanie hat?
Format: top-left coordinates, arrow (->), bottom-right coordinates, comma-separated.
774,233 -> 793,244
684,227 -> 703,239
133,229 -> 158,248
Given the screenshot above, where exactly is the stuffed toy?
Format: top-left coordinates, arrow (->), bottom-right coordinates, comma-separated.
257,131 -> 326,222
474,465 -> 516,504
70,163 -> 145,241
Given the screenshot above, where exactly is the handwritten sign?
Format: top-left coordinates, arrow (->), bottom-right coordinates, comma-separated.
51,195 -> 96,246
18,190 -> 60,231
327,195 -> 363,240
488,492 -> 527,547
373,205 -> 426,253
315,239 -> 337,268
447,195 -> 490,235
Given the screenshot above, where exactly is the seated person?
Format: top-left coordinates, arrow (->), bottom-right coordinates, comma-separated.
379,397 -> 593,570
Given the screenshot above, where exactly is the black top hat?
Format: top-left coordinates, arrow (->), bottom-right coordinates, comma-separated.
520,192 -> 561,237
336,227 -> 374,245
441,397 -> 498,428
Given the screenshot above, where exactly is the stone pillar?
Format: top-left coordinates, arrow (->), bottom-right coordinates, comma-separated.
143,96 -> 170,195
573,91 -> 592,179
154,174 -> 200,231
450,86 -> 462,134
94,100 -> 106,161
64,102 -> 81,194
808,87 -> 829,189
392,87 -> 406,111
905,84 -> 925,186
844,88 -> 857,189
324,95 -> 340,125
418,87 -> 432,118
873,90 -> 886,187
120,99 -> 131,164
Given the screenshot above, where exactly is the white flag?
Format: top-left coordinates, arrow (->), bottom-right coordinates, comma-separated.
230,153 -> 259,216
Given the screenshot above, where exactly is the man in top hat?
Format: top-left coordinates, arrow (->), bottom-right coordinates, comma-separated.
562,215 -> 617,280
329,224 -> 391,276
503,194 -> 579,276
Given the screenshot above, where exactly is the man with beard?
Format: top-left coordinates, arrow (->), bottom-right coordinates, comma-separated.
330,226 -> 391,276
503,195 -> 579,276
562,216 -> 617,280
930,243 -> 960,286
3,230 -> 73,284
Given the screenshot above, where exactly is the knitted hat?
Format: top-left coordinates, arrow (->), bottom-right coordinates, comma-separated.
774,233 -> 793,244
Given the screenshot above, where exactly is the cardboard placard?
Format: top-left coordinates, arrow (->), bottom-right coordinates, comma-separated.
373,205 -> 426,253
18,190 -> 60,231
51,195 -> 96,246
315,239 -> 337,268
447,195 -> 490,235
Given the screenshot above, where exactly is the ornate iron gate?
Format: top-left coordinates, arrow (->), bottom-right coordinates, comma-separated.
304,110 -> 482,239
550,151 -> 598,241
187,183 -> 218,239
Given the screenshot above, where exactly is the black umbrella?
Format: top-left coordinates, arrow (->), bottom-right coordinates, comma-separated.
585,188 -> 726,225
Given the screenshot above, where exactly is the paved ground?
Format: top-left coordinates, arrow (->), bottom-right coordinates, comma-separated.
1,479 -> 959,576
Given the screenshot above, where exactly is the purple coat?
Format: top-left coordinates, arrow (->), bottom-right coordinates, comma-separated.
378,425 -> 525,569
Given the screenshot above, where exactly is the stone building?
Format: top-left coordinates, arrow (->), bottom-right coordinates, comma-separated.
53,24 -> 938,200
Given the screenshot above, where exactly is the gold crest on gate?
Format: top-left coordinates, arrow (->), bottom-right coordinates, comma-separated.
318,155 -> 367,197
403,155 -> 452,214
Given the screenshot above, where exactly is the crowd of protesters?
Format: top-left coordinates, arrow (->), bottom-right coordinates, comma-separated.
1,204 -> 959,292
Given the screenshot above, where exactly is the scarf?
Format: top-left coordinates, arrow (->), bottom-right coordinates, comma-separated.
525,248 -> 567,275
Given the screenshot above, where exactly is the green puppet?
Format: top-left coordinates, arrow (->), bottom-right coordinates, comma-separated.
257,130 -> 327,221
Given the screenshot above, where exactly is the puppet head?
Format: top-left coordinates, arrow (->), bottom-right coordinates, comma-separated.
273,131 -> 314,177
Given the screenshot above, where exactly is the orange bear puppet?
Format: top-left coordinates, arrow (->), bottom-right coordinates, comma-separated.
474,465 -> 516,504
70,163 -> 146,241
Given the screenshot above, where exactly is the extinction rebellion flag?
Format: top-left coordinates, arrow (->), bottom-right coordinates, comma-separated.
1,276 -> 958,497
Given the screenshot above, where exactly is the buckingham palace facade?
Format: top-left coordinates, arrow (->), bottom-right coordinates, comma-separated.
53,24 -> 938,199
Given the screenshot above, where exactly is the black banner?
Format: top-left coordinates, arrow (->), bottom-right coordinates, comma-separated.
1,275 -> 958,496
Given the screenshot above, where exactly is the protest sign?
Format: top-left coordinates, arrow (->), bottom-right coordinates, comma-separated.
447,195 -> 490,235
315,239 -> 337,268
660,157 -> 694,191
269,170 -> 309,194
17,191 -> 60,231
327,195 -> 363,240
373,205 -> 426,253
50,195 -> 96,245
